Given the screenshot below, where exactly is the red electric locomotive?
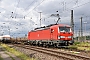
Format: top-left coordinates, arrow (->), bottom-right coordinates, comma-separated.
28,24 -> 74,47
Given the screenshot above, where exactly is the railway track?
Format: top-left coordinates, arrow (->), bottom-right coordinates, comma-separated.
12,44 -> 90,60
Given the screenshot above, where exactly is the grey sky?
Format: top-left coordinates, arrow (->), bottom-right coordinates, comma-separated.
0,0 -> 90,37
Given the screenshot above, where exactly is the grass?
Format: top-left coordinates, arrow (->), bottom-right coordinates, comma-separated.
5,51 -> 15,60
75,42 -> 90,48
68,42 -> 90,51
1,43 -> 35,60
0,55 -> 3,60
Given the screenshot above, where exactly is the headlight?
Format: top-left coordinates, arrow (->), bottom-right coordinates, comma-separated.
58,36 -> 60,39
60,36 -> 65,38
68,36 -> 72,38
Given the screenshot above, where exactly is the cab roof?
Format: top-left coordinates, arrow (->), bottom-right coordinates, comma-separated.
34,24 -> 70,30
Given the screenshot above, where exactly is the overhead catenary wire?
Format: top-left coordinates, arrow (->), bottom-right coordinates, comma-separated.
60,0 -> 90,14
11,0 -> 90,36
1,0 -> 89,20
47,0 -> 90,19
24,0 -> 36,10
0,7 -> 22,19
0,0 -> 39,37
14,0 -> 21,18
44,0 -> 78,20
24,0 -> 45,17
28,0 -> 90,21
19,0 -> 36,19
43,0 -> 90,24
57,0 -> 79,14
15,0 -> 86,18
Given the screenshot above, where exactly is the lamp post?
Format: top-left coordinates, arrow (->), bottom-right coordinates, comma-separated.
84,22 -> 87,41
39,12 -> 42,27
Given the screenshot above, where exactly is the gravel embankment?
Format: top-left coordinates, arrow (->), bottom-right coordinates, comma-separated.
8,44 -> 90,60
0,45 -> 21,60
12,46 -> 64,60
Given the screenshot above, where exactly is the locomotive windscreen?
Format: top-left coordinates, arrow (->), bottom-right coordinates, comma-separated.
59,26 -> 71,32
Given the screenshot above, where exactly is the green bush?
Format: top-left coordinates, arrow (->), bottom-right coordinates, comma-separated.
74,42 -> 80,45
68,45 -> 77,50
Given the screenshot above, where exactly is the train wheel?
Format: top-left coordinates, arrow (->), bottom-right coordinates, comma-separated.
53,43 -> 57,48
55,43 -> 59,47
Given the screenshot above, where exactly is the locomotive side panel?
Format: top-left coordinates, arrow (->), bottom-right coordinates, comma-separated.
28,28 -> 51,40
39,29 -> 51,40
28,31 -> 38,40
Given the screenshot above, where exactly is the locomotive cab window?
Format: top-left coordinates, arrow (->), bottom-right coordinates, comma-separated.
59,26 -> 71,32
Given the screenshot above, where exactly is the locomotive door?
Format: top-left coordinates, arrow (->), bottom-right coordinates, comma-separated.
50,29 -> 54,40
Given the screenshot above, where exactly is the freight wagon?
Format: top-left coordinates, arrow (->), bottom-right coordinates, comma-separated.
1,35 -> 11,43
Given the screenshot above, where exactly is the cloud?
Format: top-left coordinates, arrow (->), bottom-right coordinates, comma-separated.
0,0 -> 90,37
